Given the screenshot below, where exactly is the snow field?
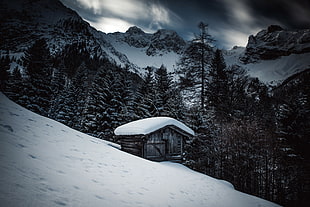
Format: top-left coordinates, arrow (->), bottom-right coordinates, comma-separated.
0,93 -> 280,207
223,47 -> 310,84
107,35 -> 180,73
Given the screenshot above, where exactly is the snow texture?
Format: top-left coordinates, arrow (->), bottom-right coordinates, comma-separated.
0,93 -> 281,207
223,47 -> 310,84
105,32 -> 180,73
114,117 -> 195,136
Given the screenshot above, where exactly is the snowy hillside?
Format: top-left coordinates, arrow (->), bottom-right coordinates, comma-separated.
223,46 -> 310,84
223,25 -> 310,84
104,27 -> 184,73
106,34 -> 181,73
0,93 -> 280,207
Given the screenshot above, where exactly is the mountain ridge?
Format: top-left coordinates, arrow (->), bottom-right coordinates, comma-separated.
240,25 -> 310,63
1,0 -> 310,83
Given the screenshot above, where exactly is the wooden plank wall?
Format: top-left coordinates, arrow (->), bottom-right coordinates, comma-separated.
145,127 -> 184,161
116,135 -> 145,157
115,125 -> 192,162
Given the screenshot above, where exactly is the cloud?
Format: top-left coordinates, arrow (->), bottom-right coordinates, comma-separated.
62,0 -> 310,49
215,0 -> 278,48
224,0 -> 255,26
215,0 -> 310,48
228,0 -> 310,29
286,1 -> 310,26
89,17 -> 134,33
212,28 -> 257,49
75,0 -> 147,19
148,3 -> 171,30
73,0 -> 182,33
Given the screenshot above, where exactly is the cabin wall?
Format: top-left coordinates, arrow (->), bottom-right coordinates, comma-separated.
116,136 -> 144,157
144,132 -> 166,161
116,126 -> 191,163
144,127 -> 185,162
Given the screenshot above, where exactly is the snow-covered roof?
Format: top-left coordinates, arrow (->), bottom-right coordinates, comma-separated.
114,117 -> 195,136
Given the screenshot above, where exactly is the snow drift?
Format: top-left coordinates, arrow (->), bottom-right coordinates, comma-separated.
0,93 -> 280,207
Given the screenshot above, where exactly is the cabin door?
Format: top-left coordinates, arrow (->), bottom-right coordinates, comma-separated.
145,141 -> 166,161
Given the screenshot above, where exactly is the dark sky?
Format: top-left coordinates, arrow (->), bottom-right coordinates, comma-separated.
60,0 -> 310,49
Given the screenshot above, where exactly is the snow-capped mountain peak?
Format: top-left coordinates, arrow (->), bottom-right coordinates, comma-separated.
126,26 -> 146,35
0,0 -> 186,74
223,26 -> 310,84
240,25 -> 310,63
1,0 -> 310,84
146,29 -> 186,56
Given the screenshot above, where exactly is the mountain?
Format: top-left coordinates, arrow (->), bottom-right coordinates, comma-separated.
0,92 -> 281,207
241,25 -> 310,63
1,0 -> 309,82
223,25 -> 310,84
0,0 -> 139,72
0,0 -> 91,52
0,0 -> 185,75
105,26 -> 185,71
108,26 -> 185,55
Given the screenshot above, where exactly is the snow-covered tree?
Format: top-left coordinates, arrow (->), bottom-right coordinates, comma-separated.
153,65 -> 173,116
135,67 -> 156,118
206,49 -> 230,121
178,22 -> 214,109
21,38 -> 53,116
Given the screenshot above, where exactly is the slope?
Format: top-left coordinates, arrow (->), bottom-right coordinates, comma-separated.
224,26 -> 310,84
105,27 -> 185,73
223,46 -> 310,84
106,34 -> 180,72
0,93 -> 280,207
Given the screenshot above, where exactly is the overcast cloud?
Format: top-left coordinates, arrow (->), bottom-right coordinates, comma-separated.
60,0 -> 310,49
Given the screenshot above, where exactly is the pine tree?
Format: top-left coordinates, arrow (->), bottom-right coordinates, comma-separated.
178,22 -> 214,109
21,38 -> 53,116
183,106 -> 218,174
118,66 -> 138,122
80,63 -> 135,140
206,49 -> 230,122
154,65 -> 173,116
0,55 -> 10,91
4,66 -> 23,102
52,83 -> 78,127
63,41 -> 90,77
168,83 -> 186,120
137,67 -> 156,118
245,77 -> 272,121
272,70 -> 310,206
226,64 -> 248,119
48,60 -> 67,118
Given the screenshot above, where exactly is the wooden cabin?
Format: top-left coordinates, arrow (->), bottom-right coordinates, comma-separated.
114,117 -> 194,162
